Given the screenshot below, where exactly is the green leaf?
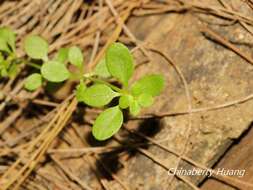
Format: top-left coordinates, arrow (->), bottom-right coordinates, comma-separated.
94,57 -> 111,78
24,35 -> 48,60
137,93 -> 153,107
0,60 -> 9,77
0,38 -> 10,53
0,60 -> 8,68
0,67 -> 7,77
0,53 -> 3,62
68,46 -> 83,68
119,95 -> 133,109
129,100 -> 141,116
41,61 -> 70,82
75,82 -> 86,102
24,73 -> 42,91
8,63 -> 19,78
106,42 -> 134,86
0,27 -> 16,52
131,74 -> 165,96
82,84 -> 119,107
92,106 -> 123,141
54,48 -> 68,63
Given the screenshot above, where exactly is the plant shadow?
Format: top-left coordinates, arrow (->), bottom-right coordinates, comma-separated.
85,117 -> 163,180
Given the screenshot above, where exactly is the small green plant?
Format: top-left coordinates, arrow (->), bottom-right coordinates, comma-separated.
0,27 -> 20,78
0,27 -> 165,141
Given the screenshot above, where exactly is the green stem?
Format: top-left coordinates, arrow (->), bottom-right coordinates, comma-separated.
69,72 -> 83,81
27,62 -> 41,70
85,76 -> 126,94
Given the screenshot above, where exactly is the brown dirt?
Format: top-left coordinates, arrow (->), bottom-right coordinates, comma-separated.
1,0 -> 253,190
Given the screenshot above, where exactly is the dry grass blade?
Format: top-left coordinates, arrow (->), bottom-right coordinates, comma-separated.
0,0 -> 253,189
0,97 -> 77,189
201,26 -> 253,66
89,2 -> 137,70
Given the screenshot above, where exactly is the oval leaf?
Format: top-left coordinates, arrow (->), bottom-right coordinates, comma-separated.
129,100 -> 141,116
106,43 -> 134,86
8,63 -> 19,78
82,84 -> 119,107
24,35 -> 48,60
75,82 -> 86,102
68,46 -> 83,68
94,57 -> 111,78
0,67 -> 8,77
92,106 -> 123,140
41,61 -> 70,82
24,73 -> 42,91
131,74 -> 165,96
119,95 -> 133,109
54,48 -> 69,63
0,53 -> 3,62
137,93 -> 154,107
0,38 -> 10,53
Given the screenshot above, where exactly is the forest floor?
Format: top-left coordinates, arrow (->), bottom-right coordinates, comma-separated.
1,0 -> 253,190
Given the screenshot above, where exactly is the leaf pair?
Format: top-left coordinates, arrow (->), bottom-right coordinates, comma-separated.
50,46 -> 84,81
0,28 -> 18,78
118,74 -> 165,116
75,81 -> 122,141
119,93 -> 154,116
119,93 -> 153,116
24,36 -> 84,91
131,74 -> 164,115
24,36 -> 68,90
0,54 -> 19,78
25,60 -> 70,91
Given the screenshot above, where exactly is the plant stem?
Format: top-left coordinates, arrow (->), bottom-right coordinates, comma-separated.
27,62 -> 41,70
85,76 -> 126,94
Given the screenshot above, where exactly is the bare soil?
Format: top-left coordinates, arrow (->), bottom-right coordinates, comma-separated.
1,0 -> 253,190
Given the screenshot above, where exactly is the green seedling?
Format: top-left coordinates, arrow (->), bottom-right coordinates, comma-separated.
23,35 -> 71,89
0,27 -> 16,53
0,27 -> 20,78
1,27 -> 165,141
76,42 -> 165,140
